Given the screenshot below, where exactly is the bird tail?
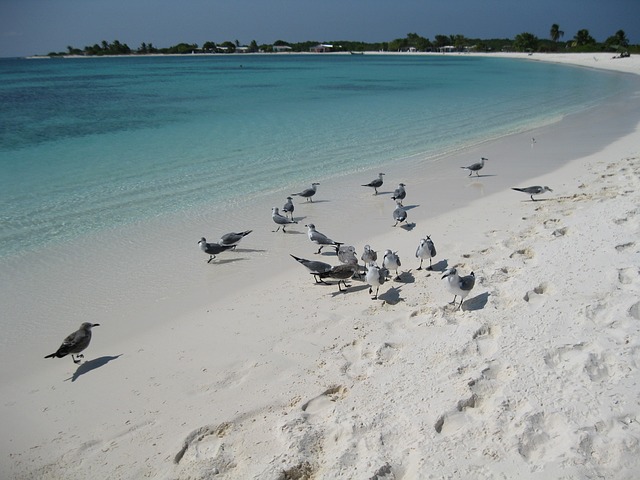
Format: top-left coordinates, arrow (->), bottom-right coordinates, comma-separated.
290,254 -> 303,264
511,188 -> 525,193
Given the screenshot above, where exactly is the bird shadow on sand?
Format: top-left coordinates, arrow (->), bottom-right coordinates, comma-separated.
394,270 -> 415,283
232,248 -> 267,254
302,199 -> 330,204
467,174 -> 497,179
427,259 -> 449,273
463,292 -> 490,311
66,354 -> 123,382
330,283 -> 369,297
208,257 -> 247,265
402,204 -> 420,211
274,229 -> 306,235
379,286 -> 404,305
399,222 -> 416,231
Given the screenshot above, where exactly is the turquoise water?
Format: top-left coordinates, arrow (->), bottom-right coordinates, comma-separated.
0,54 -> 633,258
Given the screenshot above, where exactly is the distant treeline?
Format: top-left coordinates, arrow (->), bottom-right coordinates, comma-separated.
46,28 -> 636,57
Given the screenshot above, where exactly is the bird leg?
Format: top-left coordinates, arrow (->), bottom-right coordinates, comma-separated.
427,258 -> 433,270
272,226 -> 281,233
449,295 -> 458,305
417,259 -> 423,270
207,255 -> 215,263
72,354 -> 82,364
316,246 -> 323,254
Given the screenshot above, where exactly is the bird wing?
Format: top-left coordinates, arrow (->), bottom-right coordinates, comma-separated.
459,274 -> 475,291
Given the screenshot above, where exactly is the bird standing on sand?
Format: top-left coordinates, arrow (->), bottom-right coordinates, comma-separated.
511,186 -> 553,201
442,268 -> 476,310
362,173 -> 385,195
282,196 -> 295,220
306,224 -> 343,254
366,262 -> 388,300
45,322 -> 100,364
392,200 -> 408,227
292,183 -> 320,202
218,230 -> 252,249
416,236 -> 437,270
391,183 -> 406,202
198,237 -> 235,263
461,157 -> 488,177
290,254 -> 332,284
337,245 -> 358,266
383,249 -> 402,280
361,244 -> 378,265
272,207 -> 298,232
316,264 -> 358,292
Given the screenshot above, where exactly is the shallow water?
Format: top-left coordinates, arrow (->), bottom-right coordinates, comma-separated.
0,54 -> 633,258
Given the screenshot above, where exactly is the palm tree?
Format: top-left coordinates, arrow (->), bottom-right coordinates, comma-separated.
550,24 -> 564,43
573,29 -> 595,46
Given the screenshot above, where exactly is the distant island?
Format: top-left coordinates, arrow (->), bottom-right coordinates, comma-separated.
39,28 -> 635,58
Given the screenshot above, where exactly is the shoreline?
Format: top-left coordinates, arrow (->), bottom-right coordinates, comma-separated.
2,53 -> 640,479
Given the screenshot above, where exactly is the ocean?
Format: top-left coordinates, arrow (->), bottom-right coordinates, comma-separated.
0,53 -> 634,259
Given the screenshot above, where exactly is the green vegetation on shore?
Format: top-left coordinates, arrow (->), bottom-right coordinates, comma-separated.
45,25 -> 636,57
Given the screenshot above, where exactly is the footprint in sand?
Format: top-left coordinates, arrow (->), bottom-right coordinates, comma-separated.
434,363 -> 501,435
618,267 -> 639,285
615,242 -> 636,252
523,282 -> 551,304
301,385 -> 348,417
509,248 -> 535,260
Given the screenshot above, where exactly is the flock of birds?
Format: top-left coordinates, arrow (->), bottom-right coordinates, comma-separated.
45,156 -> 554,364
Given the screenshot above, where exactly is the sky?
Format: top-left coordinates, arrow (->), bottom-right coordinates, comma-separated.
1,0 -> 638,57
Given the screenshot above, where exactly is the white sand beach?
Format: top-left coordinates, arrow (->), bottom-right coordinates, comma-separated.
2,53 -> 640,479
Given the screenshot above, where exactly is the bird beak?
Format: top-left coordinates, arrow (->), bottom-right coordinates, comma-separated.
441,271 -> 450,279
93,323 -> 101,327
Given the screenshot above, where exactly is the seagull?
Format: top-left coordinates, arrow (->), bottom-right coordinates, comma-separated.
272,207 -> 298,232
362,173 -> 385,195
290,254 -> 332,284
416,236 -> 437,270
366,262 -> 388,300
383,249 -> 402,280
361,244 -> 378,265
511,186 -> 553,201
393,200 -> 408,227
316,263 -> 358,292
461,157 -> 488,177
198,237 -> 235,263
306,223 -> 343,254
442,268 -> 475,310
292,182 -> 320,202
282,196 -> 295,220
218,230 -> 252,249
337,245 -> 358,266
391,183 -> 406,202
45,322 -> 100,364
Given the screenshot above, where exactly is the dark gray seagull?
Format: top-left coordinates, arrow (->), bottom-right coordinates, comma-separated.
391,183 -> 406,202
198,237 -> 235,263
415,236 -> 437,270
45,322 -> 100,364
282,196 -> 295,220
272,207 -> 298,232
362,173 -> 385,195
290,254 -> 332,284
511,186 -> 553,201
461,157 -> 488,176
218,230 -> 252,249
306,223 -> 343,254
442,268 -> 476,310
316,263 -> 358,292
292,182 -> 320,202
